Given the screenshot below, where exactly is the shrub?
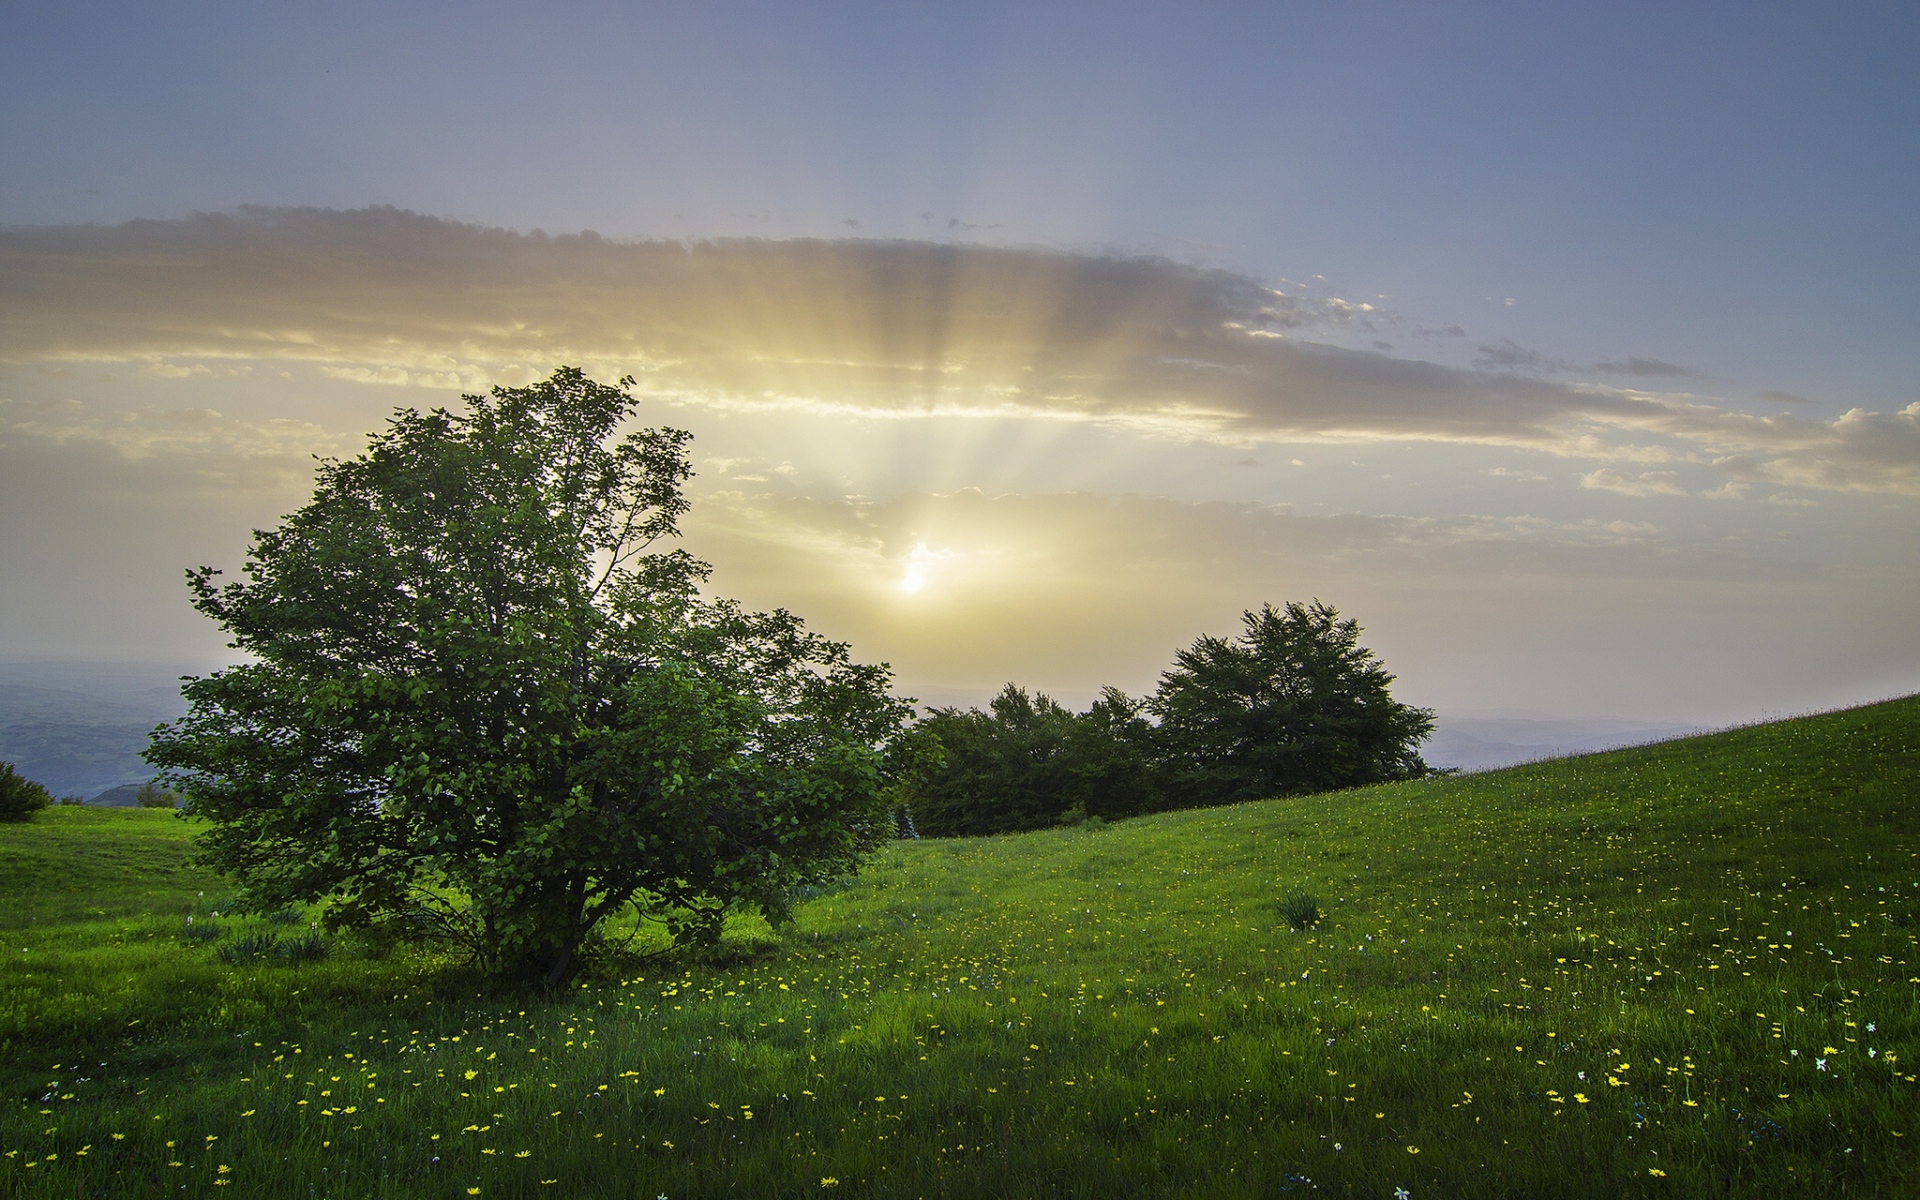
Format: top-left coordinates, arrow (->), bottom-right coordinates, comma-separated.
1279,892 -> 1321,931
0,762 -> 53,822
181,917 -> 223,943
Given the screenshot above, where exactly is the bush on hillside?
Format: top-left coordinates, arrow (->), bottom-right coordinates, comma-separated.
1070,687 -> 1164,818
904,685 -> 1163,836
902,687 -> 1075,836
0,762 -> 53,822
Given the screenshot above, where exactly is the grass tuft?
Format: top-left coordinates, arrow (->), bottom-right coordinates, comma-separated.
213,931 -> 281,964
275,930 -> 331,963
1278,891 -> 1321,931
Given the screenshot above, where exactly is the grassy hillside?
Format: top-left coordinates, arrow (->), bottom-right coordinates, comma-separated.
2,697 -> 1917,1198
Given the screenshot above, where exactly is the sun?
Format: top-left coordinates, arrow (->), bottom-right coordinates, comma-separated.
896,542 -> 943,594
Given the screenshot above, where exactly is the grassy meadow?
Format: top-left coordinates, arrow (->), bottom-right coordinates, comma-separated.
3,697 -> 1918,1198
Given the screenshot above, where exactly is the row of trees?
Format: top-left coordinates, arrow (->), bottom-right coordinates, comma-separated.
897,600 -> 1435,836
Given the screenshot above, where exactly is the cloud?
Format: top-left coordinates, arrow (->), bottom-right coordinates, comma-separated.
1767,403 -> 1920,490
142,361 -> 213,379
0,396 -> 346,492
1697,403 -> 1920,496
319,364 -> 466,388
1473,338 -> 1555,372
2,207 -> 1916,494
1594,357 -> 1697,378
1580,468 -> 1687,497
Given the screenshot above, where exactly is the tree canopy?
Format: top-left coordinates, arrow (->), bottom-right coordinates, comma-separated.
147,368 -> 908,983
1150,600 -> 1433,806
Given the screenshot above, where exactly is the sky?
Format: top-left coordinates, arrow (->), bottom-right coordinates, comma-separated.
1,1 -> 1915,725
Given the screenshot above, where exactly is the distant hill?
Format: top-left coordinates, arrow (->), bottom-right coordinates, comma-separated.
88,783 -> 160,807
0,661 -> 197,798
1423,715 -> 1704,771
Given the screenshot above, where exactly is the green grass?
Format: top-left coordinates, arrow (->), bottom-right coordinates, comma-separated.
3,697 -> 1917,1198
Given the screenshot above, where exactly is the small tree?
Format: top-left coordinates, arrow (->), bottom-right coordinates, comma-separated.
136,780 -> 181,808
0,762 -> 53,822
147,368 -> 908,984
1149,600 -> 1432,806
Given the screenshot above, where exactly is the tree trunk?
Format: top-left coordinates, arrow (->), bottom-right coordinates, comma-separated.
540,941 -> 576,988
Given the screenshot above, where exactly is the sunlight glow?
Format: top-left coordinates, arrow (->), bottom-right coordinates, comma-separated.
898,542 -> 934,593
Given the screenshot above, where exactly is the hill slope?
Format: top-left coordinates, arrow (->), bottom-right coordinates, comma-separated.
2,697 -> 1916,1197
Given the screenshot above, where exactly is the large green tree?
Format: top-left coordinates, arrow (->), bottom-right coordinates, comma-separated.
146,368 -> 908,984
1149,600 -> 1433,806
